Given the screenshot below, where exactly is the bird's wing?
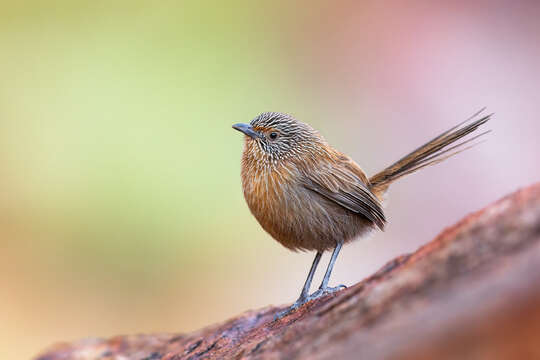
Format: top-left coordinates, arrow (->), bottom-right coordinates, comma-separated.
300,154 -> 386,230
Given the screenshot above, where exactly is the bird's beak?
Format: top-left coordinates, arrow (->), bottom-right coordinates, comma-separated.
232,123 -> 261,140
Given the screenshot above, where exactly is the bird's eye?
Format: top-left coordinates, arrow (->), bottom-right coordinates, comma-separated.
269,132 -> 278,140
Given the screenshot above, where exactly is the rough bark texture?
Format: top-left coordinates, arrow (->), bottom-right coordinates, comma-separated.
36,183 -> 540,360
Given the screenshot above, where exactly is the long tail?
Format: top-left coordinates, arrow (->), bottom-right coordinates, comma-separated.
369,109 -> 492,194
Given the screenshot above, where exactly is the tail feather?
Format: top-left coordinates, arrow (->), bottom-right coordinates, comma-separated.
369,109 -> 491,193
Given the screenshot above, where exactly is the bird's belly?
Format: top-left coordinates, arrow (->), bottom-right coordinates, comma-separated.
245,181 -> 374,252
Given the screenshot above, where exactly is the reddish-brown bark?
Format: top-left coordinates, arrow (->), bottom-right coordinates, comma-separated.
36,183 -> 540,360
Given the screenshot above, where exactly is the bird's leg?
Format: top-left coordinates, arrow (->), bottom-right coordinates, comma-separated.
296,251 -> 323,302
275,251 -> 322,319
310,241 -> 346,299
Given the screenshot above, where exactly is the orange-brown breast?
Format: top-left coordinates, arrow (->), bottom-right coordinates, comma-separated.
240,143 -> 298,249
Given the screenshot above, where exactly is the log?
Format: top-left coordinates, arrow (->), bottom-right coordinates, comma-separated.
36,183 -> 540,360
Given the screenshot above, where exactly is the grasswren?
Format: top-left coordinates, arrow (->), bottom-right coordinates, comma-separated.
233,110 -> 490,317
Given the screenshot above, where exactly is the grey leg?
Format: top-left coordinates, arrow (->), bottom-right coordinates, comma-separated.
310,241 -> 346,299
320,240 -> 343,290
298,251 -> 322,301
275,251 -> 322,319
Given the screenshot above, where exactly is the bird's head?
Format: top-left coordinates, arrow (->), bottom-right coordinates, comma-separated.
232,112 -> 323,162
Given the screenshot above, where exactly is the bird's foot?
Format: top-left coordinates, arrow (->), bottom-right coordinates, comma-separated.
274,285 -> 347,320
308,284 -> 347,301
274,296 -> 309,320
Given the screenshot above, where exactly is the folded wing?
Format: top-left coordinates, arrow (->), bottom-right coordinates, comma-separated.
301,155 -> 386,230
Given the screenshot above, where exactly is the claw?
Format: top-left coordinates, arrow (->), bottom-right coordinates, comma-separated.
274,299 -> 304,320
309,284 -> 347,301
274,285 -> 347,320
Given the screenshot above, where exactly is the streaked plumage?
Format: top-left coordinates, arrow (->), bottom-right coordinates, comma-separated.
233,109 -> 491,316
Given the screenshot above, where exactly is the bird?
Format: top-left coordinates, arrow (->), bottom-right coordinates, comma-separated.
232,109 -> 491,318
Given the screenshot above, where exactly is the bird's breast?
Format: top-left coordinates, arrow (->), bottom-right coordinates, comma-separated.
241,161 -> 295,221
240,158 -> 305,242
241,158 -> 351,251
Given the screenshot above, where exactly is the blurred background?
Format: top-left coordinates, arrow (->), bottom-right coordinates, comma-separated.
1,1 -> 539,358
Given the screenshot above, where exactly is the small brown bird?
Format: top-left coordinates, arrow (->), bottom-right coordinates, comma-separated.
233,110 -> 490,317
